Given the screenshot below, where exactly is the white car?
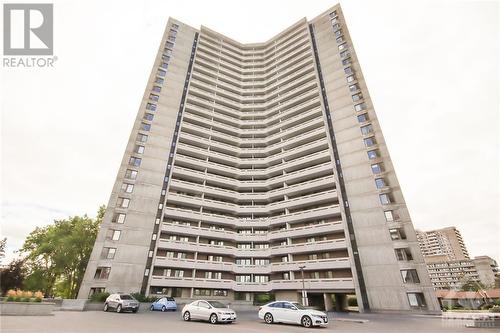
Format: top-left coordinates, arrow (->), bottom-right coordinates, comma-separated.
258,301 -> 328,328
181,300 -> 237,324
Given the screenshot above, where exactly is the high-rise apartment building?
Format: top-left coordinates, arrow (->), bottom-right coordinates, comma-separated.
78,4 -> 439,312
416,227 -> 469,261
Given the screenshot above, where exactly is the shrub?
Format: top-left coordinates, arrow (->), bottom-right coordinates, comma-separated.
496,299 -> 500,306
348,297 -> 358,307
90,292 -> 110,303
34,298 -> 42,302
6,290 -> 17,298
490,305 -> 500,313
6,296 -> 15,302
130,293 -> 156,303
34,291 -> 44,300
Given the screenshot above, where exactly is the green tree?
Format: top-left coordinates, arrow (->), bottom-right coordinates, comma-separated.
460,279 -> 487,292
20,206 -> 104,298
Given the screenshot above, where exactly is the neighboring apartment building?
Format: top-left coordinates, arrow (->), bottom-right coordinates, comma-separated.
425,255 -> 480,290
473,256 -> 499,288
416,227 -> 469,261
78,4 -> 440,312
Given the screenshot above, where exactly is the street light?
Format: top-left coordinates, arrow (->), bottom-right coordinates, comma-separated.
299,265 -> 308,306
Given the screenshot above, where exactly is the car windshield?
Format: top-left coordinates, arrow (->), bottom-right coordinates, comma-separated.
166,297 -> 175,301
291,302 -> 306,310
120,295 -> 133,300
207,301 -> 226,308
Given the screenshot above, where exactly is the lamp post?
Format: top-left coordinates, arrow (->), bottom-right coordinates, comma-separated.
299,265 -> 308,306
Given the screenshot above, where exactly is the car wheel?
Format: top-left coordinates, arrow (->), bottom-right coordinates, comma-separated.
210,313 -> 218,324
183,311 -> 191,321
103,303 -> 109,312
301,315 -> 312,328
264,313 -> 274,324
150,305 -> 154,311
116,304 -> 122,313
161,306 -> 166,312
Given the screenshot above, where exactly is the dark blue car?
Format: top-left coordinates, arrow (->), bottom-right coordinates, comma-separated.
150,297 -> 177,312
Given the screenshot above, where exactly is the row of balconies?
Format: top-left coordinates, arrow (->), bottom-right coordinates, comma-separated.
156,238 -> 347,257
168,174 -> 336,202
175,136 -> 328,167
164,188 -> 337,215
192,55 -> 315,90
190,63 -> 315,96
153,256 -> 350,274
171,161 -> 333,189
149,275 -> 354,292
160,220 -> 343,242
178,125 -> 326,157
195,37 -> 311,76
162,204 -> 342,228
199,25 -> 309,61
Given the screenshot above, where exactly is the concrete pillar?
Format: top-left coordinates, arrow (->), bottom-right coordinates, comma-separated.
324,293 -> 334,311
334,294 -> 348,312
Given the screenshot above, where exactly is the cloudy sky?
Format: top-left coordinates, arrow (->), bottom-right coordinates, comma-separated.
1,0 -> 498,264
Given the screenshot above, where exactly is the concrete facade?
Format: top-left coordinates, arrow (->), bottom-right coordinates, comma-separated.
473,256 -> 499,288
416,227 -> 470,261
79,4 -> 440,313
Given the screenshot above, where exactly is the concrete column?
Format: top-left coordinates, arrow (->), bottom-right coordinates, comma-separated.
334,294 -> 348,312
324,293 -> 334,311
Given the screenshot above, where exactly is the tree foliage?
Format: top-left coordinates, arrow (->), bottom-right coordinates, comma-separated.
19,205 -> 104,298
0,259 -> 25,293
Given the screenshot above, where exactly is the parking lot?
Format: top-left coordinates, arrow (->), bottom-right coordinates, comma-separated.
0,309 -> 487,333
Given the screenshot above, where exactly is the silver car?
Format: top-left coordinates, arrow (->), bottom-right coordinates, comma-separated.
182,300 -> 236,324
103,293 -> 139,313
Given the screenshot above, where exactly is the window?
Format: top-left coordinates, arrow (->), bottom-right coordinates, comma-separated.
344,67 -> 353,75
213,289 -> 227,296
140,123 -> 151,131
94,267 -> 111,279
364,137 -> 376,147
361,124 -> 373,135
281,256 -> 289,262
137,133 -> 148,142
236,258 -> 251,265
336,36 -> 344,44
375,178 -> 386,189
165,41 -> 174,48
357,113 -> 368,123
112,213 -> 126,224
164,48 -> 172,56
236,275 -> 251,283
395,248 -> 413,261
160,62 -> 168,69
134,145 -> 145,154
401,269 -> 420,284
352,93 -> 362,102
101,247 -> 116,259
167,36 -> 176,42
306,237 -> 315,243
340,50 -> 350,58
335,30 -> 342,38
338,43 -> 347,51
389,228 -> 406,240
174,270 -> 184,277
332,23 -> 341,31
143,113 -> 154,121
121,183 -> 134,193
152,85 -> 161,93
367,150 -> 378,160
155,77 -> 164,85
379,193 -> 391,205
125,169 -> 138,179
89,287 -> 105,297
146,103 -> 157,111
194,289 -> 211,296
371,163 -> 383,174
254,259 -> 269,265
349,84 -> 360,93
283,272 -> 290,280
407,293 -> 426,308
329,10 -> 337,18
342,58 -> 351,66
308,254 -> 318,260
237,243 -> 251,249
157,69 -> 167,77
106,229 -> 121,241
384,210 -> 394,221
311,272 -> 320,279
254,275 -> 269,283
355,103 -> 367,112
346,75 -> 355,83
129,157 -> 141,167
117,197 -> 130,208
171,23 -> 179,30
149,93 -> 159,101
